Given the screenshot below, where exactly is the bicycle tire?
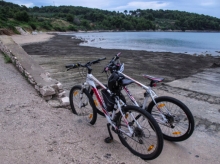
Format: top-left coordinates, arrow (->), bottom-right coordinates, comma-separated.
147,96 -> 194,142
90,85 -> 126,116
69,85 -> 97,125
116,105 -> 163,160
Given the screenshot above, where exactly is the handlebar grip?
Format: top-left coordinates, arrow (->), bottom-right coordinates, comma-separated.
109,52 -> 121,64
65,64 -> 79,70
100,57 -> 106,61
91,57 -> 106,64
65,64 -> 74,68
116,52 -> 121,57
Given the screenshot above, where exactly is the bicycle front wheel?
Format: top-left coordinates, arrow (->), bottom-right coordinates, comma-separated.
69,85 -> 97,125
116,106 -> 163,160
147,96 -> 194,142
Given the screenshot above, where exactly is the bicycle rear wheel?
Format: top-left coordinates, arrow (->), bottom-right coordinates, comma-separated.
147,96 -> 194,142
69,85 -> 97,125
116,106 -> 163,160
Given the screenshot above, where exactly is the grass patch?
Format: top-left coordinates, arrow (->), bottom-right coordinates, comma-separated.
2,52 -> 12,63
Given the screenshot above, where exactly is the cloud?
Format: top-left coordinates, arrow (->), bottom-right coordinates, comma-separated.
6,0 -> 34,7
22,2 -> 34,7
199,0 -> 216,6
54,0 -> 110,9
113,1 -> 170,11
200,2 -> 214,6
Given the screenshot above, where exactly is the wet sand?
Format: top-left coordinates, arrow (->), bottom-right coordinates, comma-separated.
22,34 -> 220,83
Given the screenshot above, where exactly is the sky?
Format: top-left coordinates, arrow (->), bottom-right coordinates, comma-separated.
5,0 -> 220,18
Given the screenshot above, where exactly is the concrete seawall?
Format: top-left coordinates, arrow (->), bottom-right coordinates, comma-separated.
0,35 -> 69,107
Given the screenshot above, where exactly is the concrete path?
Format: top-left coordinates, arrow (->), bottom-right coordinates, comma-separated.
167,67 -> 220,97
1,53 -> 220,164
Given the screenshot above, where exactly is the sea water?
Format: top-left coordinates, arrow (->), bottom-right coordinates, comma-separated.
64,32 -> 220,56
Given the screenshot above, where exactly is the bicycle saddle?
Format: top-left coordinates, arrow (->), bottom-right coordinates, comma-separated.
143,74 -> 164,83
143,74 -> 164,87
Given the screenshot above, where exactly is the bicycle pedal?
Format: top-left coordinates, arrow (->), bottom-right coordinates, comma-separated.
104,137 -> 113,143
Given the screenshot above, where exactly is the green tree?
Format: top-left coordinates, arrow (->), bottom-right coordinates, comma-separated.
81,20 -> 90,29
147,14 -> 155,21
67,25 -> 77,31
66,14 -> 74,22
15,11 -> 30,22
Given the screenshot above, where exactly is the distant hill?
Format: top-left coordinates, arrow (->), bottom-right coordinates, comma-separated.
0,1 -> 220,34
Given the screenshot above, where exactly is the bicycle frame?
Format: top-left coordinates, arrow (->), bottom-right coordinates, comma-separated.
118,72 -> 171,124
83,73 -> 135,136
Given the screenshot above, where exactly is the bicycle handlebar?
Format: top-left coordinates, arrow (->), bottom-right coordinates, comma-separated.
90,57 -> 106,65
66,57 -> 106,71
109,52 -> 121,64
102,52 -> 121,73
65,64 -> 79,71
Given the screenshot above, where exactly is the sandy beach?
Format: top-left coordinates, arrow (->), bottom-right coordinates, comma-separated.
12,32 -> 56,45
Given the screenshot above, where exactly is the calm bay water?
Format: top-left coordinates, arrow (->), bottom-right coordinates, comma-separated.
64,32 -> 220,56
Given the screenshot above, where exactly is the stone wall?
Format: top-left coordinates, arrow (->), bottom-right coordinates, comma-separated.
0,36 -> 69,107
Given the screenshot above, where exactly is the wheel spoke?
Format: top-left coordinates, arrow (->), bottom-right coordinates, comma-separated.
117,107 -> 163,160
69,86 -> 97,125
148,96 -> 194,141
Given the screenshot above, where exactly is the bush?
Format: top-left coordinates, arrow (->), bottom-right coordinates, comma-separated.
4,24 -> 19,34
15,11 -> 30,22
37,17 -> 45,22
2,53 -> 12,63
67,25 -> 77,31
53,26 -> 66,32
29,22 -> 37,30
0,14 -> 7,21
66,14 -> 74,22
41,22 -> 52,30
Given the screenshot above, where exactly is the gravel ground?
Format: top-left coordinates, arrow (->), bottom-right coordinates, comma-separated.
0,54 -> 147,164
1,54 -> 220,164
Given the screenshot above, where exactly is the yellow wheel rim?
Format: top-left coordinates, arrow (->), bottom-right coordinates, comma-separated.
89,114 -> 93,119
73,91 -> 78,96
173,131 -> 181,135
157,103 -> 165,108
148,145 -> 154,151
94,100 -> 98,107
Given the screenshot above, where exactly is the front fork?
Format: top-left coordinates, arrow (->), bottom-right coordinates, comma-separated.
143,90 -> 170,124
77,82 -> 91,108
106,98 -> 138,142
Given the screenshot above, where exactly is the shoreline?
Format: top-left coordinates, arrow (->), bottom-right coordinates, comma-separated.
11,32 -> 220,57
73,30 -> 220,33
20,34 -> 220,86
